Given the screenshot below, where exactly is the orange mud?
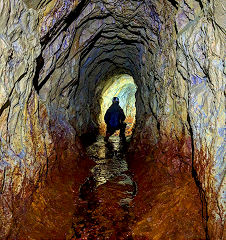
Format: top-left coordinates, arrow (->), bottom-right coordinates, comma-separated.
128,137 -> 206,240
7,131 -> 206,239
8,127 -> 94,239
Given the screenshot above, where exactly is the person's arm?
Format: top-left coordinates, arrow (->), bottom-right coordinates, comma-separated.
120,108 -> 126,122
104,109 -> 110,124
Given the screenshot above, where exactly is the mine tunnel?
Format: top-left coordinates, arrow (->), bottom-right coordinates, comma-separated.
0,0 -> 225,239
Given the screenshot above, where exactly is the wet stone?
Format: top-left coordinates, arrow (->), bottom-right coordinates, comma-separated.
72,136 -> 137,239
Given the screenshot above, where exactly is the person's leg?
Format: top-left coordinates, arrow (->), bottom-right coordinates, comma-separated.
105,125 -> 115,141
119,122 -> 126,141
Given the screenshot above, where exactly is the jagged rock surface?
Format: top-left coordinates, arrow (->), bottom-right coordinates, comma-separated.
0,0 -> 225,239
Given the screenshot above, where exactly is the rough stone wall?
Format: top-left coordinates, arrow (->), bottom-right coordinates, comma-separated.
175,1 -> 225,238
0,0 -> 225,238
0,1 -> 90,237
0,1 -> 42,236
131,1 -> 225,238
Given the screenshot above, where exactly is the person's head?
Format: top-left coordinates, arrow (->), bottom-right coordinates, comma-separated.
112,97 -> 119,104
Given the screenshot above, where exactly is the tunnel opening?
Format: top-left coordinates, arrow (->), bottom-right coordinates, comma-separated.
75,42 -> 143,144
98,73 -> 137,137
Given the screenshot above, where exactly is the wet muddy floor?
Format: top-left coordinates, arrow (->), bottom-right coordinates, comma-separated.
13,134 -> 206,239
71,136 -> 137,239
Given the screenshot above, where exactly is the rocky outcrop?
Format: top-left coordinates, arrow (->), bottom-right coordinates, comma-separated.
0,0 -> 225,238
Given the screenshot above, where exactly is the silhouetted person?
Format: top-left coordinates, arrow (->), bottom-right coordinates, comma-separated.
104,97 -> 126,142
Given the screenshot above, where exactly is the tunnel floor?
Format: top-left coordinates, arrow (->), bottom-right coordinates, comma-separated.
13,135 -> 206,239
72,136 -> 137,239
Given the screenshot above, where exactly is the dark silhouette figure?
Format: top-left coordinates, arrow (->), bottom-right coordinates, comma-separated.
104,97 -> 126,142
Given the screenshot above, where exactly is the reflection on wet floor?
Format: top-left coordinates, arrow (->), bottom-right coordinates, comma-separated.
86,136 -> 137,205
72,136 -> 137,239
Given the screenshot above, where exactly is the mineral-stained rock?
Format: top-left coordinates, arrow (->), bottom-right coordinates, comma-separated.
175,5 -> 225,238
128,143 -> 206,239
0,0 -> 225,239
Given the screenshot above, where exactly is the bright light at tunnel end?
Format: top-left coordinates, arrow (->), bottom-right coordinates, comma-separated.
99,74 -> 137,136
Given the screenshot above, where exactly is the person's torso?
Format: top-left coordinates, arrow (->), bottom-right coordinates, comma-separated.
107,104 -> 123,127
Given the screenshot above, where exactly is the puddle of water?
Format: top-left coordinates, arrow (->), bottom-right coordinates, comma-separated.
73,136 -> 137,239
86,136 -> 135,192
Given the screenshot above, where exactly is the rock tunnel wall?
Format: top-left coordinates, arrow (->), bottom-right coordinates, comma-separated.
0,0 -> 225,238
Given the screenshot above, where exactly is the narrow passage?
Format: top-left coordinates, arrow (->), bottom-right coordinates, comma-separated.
71,136 -> 137,239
